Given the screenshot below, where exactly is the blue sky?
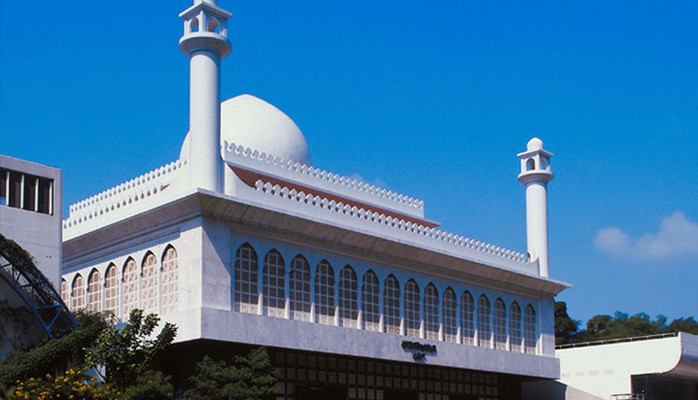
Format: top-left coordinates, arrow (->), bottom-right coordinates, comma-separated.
2,1 -> 697,326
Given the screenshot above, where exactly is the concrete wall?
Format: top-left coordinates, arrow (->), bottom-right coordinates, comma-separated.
0,155 -> 62,288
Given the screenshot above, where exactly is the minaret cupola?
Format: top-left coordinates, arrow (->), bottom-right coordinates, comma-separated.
517,138 -> 554,277
179,0 -> 232,58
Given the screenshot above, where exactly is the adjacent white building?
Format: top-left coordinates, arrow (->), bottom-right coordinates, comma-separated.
524,333 -> 698,400
59,1 -> 569,398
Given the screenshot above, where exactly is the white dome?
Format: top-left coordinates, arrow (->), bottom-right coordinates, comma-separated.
179,94 -> 311,165
527,137 -> 544,151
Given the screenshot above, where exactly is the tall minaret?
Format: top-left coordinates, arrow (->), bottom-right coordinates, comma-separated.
517,138 -> 554,277
179,0 -> 232,192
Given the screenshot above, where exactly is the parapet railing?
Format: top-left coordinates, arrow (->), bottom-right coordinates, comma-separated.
224,142 -> 425,218
63,159 -> 186,229
556,332 -> 678,350
253,180 -> 528,264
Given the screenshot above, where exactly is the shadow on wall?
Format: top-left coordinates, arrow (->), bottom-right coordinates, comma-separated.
522,380 -> 603,400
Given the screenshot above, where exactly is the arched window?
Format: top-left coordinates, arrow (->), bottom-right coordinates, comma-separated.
494,298 -> 507,350
509,302 -> 522,353
477,295 -> 491,348
141,252 -> 158,315
314,260 -> 335,325
460,291 -> 475,345
289,255 -> 311,322
207,17 -> 220,33
104,264 -> 119,318
383,275 -> 400,335
404,279 -> 420,338
189,18 -> 199,33
263,250 -> 285,318
87,269 -> 102,312
424,283 -> 439,340
234,243 -> 259,314
161,246 -> 178,315
338,265 -> 358,328
361,270 -> 380,332
71,274 -> 85,311
442,288 -> 457,343
122,258 -> 138,319
60,279 -> 68,304
524,305 -> 537,354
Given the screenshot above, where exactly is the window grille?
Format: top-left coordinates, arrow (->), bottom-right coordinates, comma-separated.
289,255 -> 311,321
60,279 -> 68,304
161,247 -> 179,315
509,302 -> 522,352
383,275 -> 400,335
478,295 -> 491,348
71,275 -> 85,310
314,260 -> 335,325
424,284 -> 439,340
404,280 -> 420,338
234,243 -> 259,314
442,288 -> 457,343
524,305 -> 537,354
87,270 -> 102,312
104,264 -> 119,318
141,253 -> 158,315
263,250 -> 286,318
122,259 -> 138,319
338,266 -> 358,328
460,291 -> 475,345
493,298 -> 507,350
361,270 -> 380,332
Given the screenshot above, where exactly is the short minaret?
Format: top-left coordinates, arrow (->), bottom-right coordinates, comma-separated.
179,0 -> 232,193
517,138 -> 554,277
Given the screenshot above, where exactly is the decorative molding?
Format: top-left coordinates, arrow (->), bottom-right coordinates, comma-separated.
251,178 -> 527,264
224,142 -> 425,218
63,159 -> 186,230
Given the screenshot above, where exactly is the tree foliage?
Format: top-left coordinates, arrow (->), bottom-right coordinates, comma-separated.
186,347 -> 278,400
0,311 -> 107,390
85,309 -> 177,392
2,309 -> 177,399
555,301 -> 698,344
554,301 -> 579,345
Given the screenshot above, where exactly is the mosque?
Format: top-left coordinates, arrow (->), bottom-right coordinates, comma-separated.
58,1 -> 569,398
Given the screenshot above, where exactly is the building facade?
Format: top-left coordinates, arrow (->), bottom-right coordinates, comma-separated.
0,155 -> 72,360
0,155 -> 62,286
60,1 -> 569,398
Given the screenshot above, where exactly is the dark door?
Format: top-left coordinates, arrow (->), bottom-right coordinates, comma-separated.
384,389 -> 419,400
295,384 -> 346,400
450,395 -> 479,400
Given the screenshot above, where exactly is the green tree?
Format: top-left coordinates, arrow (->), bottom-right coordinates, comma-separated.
0,311 -> 107,391
585,314 -> 612,340
186,347 -> 278,400
668,317 -> 698,334
554,301 -> 579,345
85,309 -> 177,395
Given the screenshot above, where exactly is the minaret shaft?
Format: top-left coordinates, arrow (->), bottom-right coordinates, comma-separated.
524,180 -> 550,277
188,50 -> 222,192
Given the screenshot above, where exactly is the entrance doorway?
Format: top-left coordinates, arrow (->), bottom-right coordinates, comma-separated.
385,389 -> 419,400
295,384 -> 346,400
